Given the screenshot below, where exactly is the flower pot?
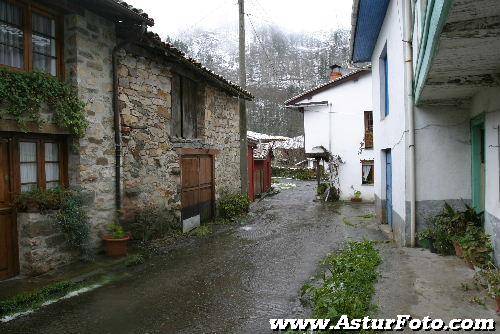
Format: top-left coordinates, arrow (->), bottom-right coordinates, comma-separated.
103,235 -> 130,258
453,241 -> 463,258
495,295 -> 500,313
350,197 -> 362,203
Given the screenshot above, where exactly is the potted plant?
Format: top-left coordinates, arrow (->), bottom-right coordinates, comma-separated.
483,268 -> 500,313
417,228 -> 435,251
460,226 -> 493,270
103,223 -> 130,258
350,190 -> 362,203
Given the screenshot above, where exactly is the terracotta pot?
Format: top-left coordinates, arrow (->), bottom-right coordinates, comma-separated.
103,236 -> 130,258
453,241 -> 463,258
495,295 -> 500,314
350,197 -> 362,203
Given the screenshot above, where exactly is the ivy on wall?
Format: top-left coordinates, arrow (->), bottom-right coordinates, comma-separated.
0,69 -> 88,137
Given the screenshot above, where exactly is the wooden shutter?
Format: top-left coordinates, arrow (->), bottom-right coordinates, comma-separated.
182,77 -> 198,139
171,74 -> 182,138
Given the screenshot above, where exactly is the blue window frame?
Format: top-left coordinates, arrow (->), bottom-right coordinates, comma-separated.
384,54 -> 389,116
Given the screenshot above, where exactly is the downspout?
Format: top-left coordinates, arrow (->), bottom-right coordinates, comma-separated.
112,25 -> 146,213
404,0 -> 416,247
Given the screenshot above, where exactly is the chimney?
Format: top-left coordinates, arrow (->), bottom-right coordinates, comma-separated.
329,64 -> 343,81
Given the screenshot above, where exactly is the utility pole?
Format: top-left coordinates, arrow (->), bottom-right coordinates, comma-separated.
238,0 -> 248,194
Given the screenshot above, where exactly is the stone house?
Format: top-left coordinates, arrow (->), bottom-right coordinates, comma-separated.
0,0 -> 252,280
350,0 -> 500,262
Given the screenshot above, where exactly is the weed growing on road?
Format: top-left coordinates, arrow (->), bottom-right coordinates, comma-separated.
342,217 -> 355,227
191,225 -> 212,237
301,241 -> 381,333
0,281 -> 82,318
125,254 -> 146,267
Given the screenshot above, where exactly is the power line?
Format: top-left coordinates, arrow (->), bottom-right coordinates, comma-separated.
245,13 -> 280,80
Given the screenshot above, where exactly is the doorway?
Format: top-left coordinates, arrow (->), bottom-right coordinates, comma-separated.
0,138 -> 19,280
471,115 -> 485,214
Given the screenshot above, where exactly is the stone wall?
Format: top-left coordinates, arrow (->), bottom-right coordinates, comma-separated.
17,213 -> 75,276
64,10 -> 117,245
204,86 -> 241,199
117,49 -> 242,222
117,51 -> 181,221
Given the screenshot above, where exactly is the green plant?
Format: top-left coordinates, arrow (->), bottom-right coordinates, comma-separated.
107,223 -> 127,239
482,268 -> 500,298
317,183 -> 328,196
14,187 -> 67,212
459,226 -> 493,268
425,203 -> 483,255
218,193 -> 250,221
191,225 -> 212,237
354,190 -> 361,199
125,254 -> 146,267
50,189 -> 91,258
129,205 -> 181,242
301,241 -> 381,333
0,280 -> 82,318
272,167 -> 324,181
0,69 -> 88,137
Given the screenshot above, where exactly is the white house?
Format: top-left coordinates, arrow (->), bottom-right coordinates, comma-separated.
285,66 -> 374,201
351,0 -> 500,263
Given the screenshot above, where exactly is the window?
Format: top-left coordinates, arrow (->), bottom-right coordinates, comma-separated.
18,138 -> 66,192
379,46 -> 389,118
361,160 -> 374,185
171,74 -> 201,139
364,110 -> 373,149
0,0 -> 61,76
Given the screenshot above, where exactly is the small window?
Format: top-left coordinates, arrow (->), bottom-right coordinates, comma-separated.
18,138 -> 65,192
379,46 -> 389,118
19,142 -> 38,192
171,74 -> 201,139
361,160 -> 374,185
364,110 -> 373,149
0,0 -> 61,76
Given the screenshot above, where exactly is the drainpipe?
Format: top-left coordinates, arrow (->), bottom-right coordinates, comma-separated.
404,0 -> 416,247
112,25 -> 146,213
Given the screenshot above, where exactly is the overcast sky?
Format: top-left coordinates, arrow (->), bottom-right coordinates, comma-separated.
126,0 -> 353,38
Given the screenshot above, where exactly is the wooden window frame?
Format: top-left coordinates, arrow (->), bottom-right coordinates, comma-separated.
0,0 -> 64,79
172,73 -> 202,139
6,133 -> 68,194
361,159 -> 374,185
364,110 -> 373,149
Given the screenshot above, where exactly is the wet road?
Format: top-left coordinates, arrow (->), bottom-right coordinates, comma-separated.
2,180 -> 384,334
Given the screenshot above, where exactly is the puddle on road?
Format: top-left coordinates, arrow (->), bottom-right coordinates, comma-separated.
240,226 -> 253,231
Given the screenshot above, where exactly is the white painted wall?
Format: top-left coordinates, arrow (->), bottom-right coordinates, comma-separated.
301,72 -> 374,201
414,105 -> 471,202
371,0 -> 408,233
470,88 -> 500,263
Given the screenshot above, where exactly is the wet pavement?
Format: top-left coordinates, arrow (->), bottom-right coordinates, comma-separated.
1,180 -> 385,334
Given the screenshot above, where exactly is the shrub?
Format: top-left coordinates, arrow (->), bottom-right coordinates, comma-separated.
218,193 -> 250,220
459,226 -> 493,268
50,189 -> 91,258
272,167 -> 323,181
129,205 -> 181,242
317,183 -> 328,196
301,241 -> 381,333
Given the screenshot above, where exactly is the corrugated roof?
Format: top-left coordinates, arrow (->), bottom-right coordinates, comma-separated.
143,32 -> 253,100
284,68 -> 370,106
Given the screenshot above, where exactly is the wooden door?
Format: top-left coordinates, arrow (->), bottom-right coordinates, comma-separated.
0,139 -> 18,280
181,154 -> 214,222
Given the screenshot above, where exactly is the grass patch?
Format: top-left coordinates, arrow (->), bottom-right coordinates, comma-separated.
125,253 -> 146,267
358,213 -> 375,220
301,241 -> 381,333
342,217 -> 355,227
191,225 -> 212,237
0,281 -> 83,318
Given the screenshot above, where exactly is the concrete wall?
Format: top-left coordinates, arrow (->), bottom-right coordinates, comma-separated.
301,73 -> 374,201
470,88 -> 500,264
413,105 -> 471,234
371,0 -> 408,244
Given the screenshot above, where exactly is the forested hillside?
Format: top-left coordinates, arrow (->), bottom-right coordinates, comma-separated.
169,26 -> 350,137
